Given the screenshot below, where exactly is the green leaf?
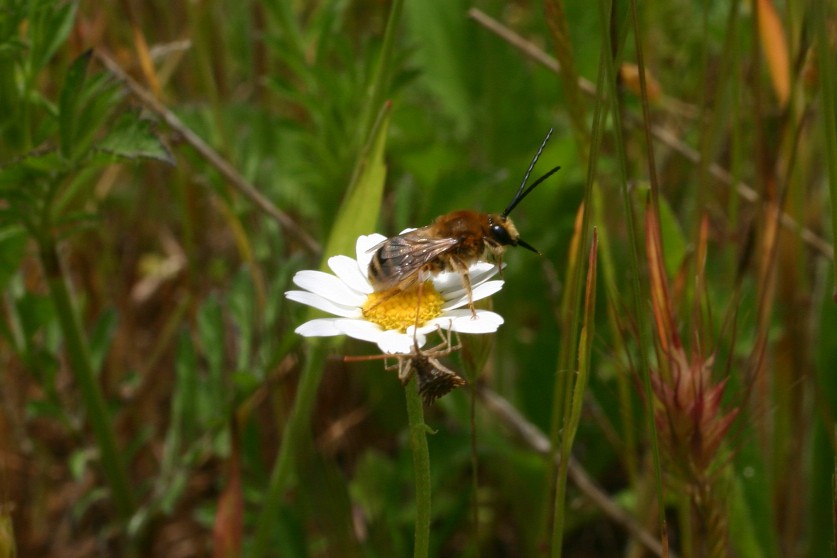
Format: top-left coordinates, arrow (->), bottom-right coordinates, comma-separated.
319,102 -> 390,267
28,0 -> 78,74
96,113 -> 174,163
162,330 -> 198,480
403,0 -> 474,136
196,296 -> 225,418
0,151 -> 66,187
58,52 -> 124,162
17,291 -> 55,342
730,442 -> 779,558
88,308 -> 117,377
728,470 -> 768,558
58,50 -> 92,159
0,226 -> 27,289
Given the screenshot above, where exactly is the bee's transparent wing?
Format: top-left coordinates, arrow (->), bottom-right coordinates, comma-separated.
372,229 -> 459,283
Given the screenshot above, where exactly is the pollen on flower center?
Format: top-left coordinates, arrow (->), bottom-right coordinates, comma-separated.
362,281 -> 444,332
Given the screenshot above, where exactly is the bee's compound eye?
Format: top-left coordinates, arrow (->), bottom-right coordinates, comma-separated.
490,223 -> 514,246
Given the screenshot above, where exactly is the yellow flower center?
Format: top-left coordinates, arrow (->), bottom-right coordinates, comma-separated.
362,281 -> 444,332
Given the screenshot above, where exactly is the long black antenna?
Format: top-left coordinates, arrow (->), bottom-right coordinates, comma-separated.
502,128 -> 560,217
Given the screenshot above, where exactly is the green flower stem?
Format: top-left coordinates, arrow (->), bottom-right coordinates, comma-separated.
38,236 -> 136,521
405,378 -> 431,558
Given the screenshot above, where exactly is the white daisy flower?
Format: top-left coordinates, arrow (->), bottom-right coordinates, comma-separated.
285,233 -> 505,354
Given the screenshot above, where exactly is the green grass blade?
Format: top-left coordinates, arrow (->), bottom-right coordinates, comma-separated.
814,0 -> 837,283
551,229 -> 598,557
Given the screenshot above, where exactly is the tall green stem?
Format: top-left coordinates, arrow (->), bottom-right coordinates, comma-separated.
626,0 -> 669,546
405,379 -> 431,558
38,235 -> 136,521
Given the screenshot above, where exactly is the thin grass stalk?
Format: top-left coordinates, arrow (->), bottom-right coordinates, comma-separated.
541,200 -> 586,551
547,25 -> 609,555
726,0 -> 744,281
676,496 -> 693,558
627,1 -> 661,209
691,0 -> 741,328
543,0 -> 590,153
405,378 -> 431,558
543,0 -> 606,468
37,234 -> 136,522
833,425 -> 837,556
546,204 -> 583,458
626,1 -> 669,550
550,230 -> 598,558
545,0 -> 602,413
590,0 -> 641,490
813,0 -> 837,288
597,0 -> 667,551
186,0 -> 228,151
593,192 -> 638,483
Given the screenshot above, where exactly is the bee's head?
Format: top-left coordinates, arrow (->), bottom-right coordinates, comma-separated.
494,128 -> 560,257
486,214 -> 539,254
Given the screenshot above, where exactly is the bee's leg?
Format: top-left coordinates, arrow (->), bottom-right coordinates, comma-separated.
460,267 -> 476,319
448,259 -> 475,318
414,278 -> 424,331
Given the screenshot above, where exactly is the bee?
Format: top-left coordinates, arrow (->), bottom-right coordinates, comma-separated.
367,129 -> 560,316
342,326 -> 465,405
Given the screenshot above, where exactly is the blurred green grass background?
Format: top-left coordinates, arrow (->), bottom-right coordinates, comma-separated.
0,0 -> 835,556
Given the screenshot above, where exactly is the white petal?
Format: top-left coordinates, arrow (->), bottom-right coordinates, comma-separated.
442,280 -> 504,309
469,262 -> 502,285
334,318 -> 387,344
328,255 -> 373,294
414,319 -> 453,336
377,329 -> 425,354
292,270 -> 366,306
356,234 -> 387,270
432,270 -> 466,293
295,318 -> 345,337
401,325 -> 431,348
427,309 -> 504,333
471,280 -> 504,301
285,291 -> 362,318
432,262 -> 500,293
